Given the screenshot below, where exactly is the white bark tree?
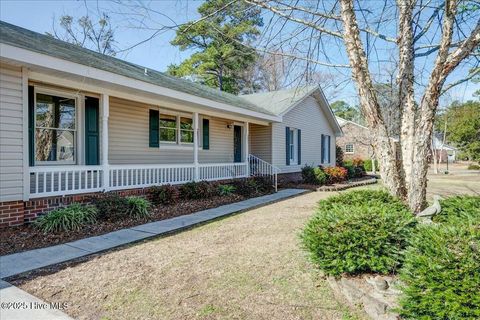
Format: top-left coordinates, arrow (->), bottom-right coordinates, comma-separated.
244,0 -> 480,213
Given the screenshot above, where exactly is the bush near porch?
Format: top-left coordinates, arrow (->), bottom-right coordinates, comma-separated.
301,191 -> 480,319
1,177 -> 275,255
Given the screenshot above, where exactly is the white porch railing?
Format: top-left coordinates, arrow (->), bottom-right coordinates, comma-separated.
108,164 -> 196,190
248,154 -> 280,192
29,166 -> 104,198
199,162 -> 248,181
29,162 -> 250,198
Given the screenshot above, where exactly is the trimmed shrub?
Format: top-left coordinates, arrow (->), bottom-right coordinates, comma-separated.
363,159 -> 379,172
253,176 -> 275,193
233,178 -> 259,196
302,165 -> 317,184
92,193 -> 130,220
218,184 -> 236,196
336,145 -> 344,166
126,196 -> 151,219
148,185 -> 179,205
35,204 -> 97,233
301,190 -> 416,276
399,219 -> 480,319
433,195 -> 480,224
343,164 -> 356,179
180,181 -> 219,200
301,165 -> 327,185
323,166 -> 348,183
467,163 -> 480,170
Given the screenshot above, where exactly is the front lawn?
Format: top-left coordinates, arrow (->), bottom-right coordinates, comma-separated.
12,191 -> 361,320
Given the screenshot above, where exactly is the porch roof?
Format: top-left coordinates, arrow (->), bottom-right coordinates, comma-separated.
0,21 -> 276,118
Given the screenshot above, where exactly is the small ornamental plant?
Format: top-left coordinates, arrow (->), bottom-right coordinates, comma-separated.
35,204 -> 97,233
323,166 -> 348,183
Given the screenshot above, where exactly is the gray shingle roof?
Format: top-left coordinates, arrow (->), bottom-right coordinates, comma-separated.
241,86 -> 317,115
0,20 -> 276,117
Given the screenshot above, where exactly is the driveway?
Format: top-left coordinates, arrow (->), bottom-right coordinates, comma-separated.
14,191 -> 360,320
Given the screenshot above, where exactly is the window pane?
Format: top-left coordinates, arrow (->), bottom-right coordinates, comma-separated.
181,130 -> 194,143
36,93 -> 75,129
160,128 -> 177,142
180,117 -> 193,130
160,115 -> 176,128
58,98 -> 76,129
35,129 -> 75,162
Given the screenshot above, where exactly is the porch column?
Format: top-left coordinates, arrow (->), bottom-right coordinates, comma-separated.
193,112 -> 199,181
101,94 -> 110,191
244,122 -> 249,176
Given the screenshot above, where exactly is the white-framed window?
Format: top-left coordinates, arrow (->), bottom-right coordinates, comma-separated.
345,143 -> 354,154
180,117 -> 194,143
158,111 -> 194,145
159,114 -> 177,143
289,128 -> 297,165
34,89 -> 78,165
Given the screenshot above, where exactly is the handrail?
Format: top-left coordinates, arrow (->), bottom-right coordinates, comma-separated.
248,154 -> 280,192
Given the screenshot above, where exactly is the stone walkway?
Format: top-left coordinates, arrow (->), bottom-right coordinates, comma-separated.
0,189 -> 307,279
0,189 -> 307,319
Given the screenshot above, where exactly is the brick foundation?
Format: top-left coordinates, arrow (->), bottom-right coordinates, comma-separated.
0,188 -> 151,228
277,172 -> 302,186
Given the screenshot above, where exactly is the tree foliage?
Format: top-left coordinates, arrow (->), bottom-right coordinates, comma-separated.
47,13 -> 116,56
330,100 -> 361,122
167,0 -> 263,94
436,100 -> 480,161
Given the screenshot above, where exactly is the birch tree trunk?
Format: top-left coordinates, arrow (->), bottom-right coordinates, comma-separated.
339,0 -> 406,199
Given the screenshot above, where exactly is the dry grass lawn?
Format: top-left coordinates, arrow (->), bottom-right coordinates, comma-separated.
18,191 -> 361,320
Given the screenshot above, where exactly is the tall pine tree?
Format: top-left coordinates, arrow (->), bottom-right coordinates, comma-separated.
167,0 -> 262,94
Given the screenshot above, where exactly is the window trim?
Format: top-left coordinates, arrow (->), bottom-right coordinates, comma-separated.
157,108 -> 195,146
33,87 -> 80,166
345,143 -> 354,154
288,128 -> 297,165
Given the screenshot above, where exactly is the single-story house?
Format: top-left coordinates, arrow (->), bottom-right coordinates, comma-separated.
335,116 -> 374,161
431,133 -> 457,163
0,21 -> 341,227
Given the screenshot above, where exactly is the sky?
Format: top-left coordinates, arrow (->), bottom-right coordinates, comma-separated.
1,0 -> 478,106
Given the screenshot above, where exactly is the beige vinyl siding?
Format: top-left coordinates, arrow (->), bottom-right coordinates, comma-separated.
0,63 -> 25,201
109,97 -> 235,164
272,96 -> 336,173
249,123 -> 272,163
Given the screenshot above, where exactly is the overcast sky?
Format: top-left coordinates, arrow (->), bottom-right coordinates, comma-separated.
1,0 -> 478,106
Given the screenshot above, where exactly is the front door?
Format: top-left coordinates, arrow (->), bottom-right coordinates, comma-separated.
234,125 -> 242,163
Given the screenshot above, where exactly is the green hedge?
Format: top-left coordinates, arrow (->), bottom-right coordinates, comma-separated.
301,190 -> 416,276
434,195 -> 480,223
399,218 -> 480,319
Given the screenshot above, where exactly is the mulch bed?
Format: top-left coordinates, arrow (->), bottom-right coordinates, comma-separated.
281,176 -> 378,191
0,192 -> 270,257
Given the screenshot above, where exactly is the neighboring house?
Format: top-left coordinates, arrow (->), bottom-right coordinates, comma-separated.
431,133 -> 457,163
336,116 -> 400,170
335,116 -> 374,161
0,21 -> 340,227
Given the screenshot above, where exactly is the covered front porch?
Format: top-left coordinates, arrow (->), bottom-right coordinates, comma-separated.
28,90 -> 277,199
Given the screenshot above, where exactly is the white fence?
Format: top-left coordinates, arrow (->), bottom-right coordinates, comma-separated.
29,162 -> 250,198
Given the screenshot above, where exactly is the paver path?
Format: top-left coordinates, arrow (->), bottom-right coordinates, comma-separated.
15,191 -> 360,320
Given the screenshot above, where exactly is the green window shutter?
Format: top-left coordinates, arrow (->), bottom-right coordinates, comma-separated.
202,118 -> 210,150
85,97 -> 100,165
149,109 -> 159,148
297,129 -> 301,165
28,86 -> 35,166
285,126 -> 290,165
321,134 -> 325,164
327,135 -> 331,164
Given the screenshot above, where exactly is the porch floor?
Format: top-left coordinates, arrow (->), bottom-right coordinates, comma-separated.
0,189 -> 306,279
